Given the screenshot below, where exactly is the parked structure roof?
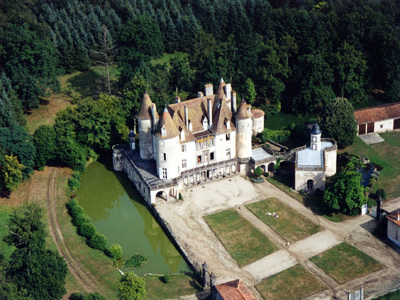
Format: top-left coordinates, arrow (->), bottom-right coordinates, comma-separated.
387,210 -> 400,227
215,279 -> 256,300
354,102 -> 400,124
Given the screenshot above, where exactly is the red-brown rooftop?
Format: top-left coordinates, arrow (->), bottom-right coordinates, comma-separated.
215,279 -> 256,300
354,102 -> 400,124
387,210 -> 400,227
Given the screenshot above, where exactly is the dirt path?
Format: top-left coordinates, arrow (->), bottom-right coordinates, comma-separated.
46,167 -> 98,295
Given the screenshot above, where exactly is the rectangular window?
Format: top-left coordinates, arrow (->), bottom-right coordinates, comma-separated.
226,133 -> 230,141
312,137 -> 317,142
226,148 -> 231,159
181,144 -> 186,152
210,138 -> 215,146
163,153 -> 166,161
162,168 -> 167,179
196,141 -> 202,149
204,140 -> 208,147
182,159 -> 187,168
197,155 -> 202,164
210,152 -> 215,160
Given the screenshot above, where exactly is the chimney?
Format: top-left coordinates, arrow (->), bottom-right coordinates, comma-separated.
205,84 -> 213,96
184,106 -> 189,128
207,98 -> 212,128
151,103 -> 157,131
225,83 -> 231,100
198,91 -> 204,98
232,91 -> 237,113
175,95 -> 181,103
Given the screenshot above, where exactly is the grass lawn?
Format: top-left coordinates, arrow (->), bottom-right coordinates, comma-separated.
256,264 -> 326,300
246,198 -> 321,243
265,175 -> 350,222
310,243 -> 383,284
144,273 -> 202,300
204,209 -> 278,267
341,132 -> 400,199
150,52 -> 187,68
265,112 -> 313,130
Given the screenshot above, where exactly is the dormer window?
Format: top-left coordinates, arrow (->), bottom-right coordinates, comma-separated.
202,117 -> 208,130
188,121 -> 193,132
180,129 -> 185,141
161,126 -> 166,137
225,119 -> 230,130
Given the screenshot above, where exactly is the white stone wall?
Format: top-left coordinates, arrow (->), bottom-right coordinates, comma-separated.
252,116 -> 264,135
324,148 -> 337,177
138,119 -> 153,160
215,131 -> 237,161
374,119 -> 394,133
236,118 -> 252,159
179,141 -> 196,171
295,170 -> 326,191
388,220 -> 400,246
155,135 -> 180,179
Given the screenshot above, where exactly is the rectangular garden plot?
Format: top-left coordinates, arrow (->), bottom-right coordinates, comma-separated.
246,197 -> 321,243
256,264 -> 326,300
310,242 -> 384,284
204,209 -> 278,267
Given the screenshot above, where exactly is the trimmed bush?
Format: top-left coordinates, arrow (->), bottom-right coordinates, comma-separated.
375,189 -> 386,200
125,254 -> 148,269
72,213 -> 91,227
68,176 -> 80,191
108,244 -> 123,260
78,223 -> 96,238
88,233 -> 108,250
70,292 -> 106,300
69,205 -> 85,219
162,274 -> 170,283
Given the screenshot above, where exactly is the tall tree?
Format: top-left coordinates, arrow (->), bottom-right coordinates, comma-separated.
118,271 -> 146,300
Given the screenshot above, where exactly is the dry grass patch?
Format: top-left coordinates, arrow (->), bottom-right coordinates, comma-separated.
144,273 -> 202,300
204,208 -> 278,267
310,242 -> 384,284
246,197 -> 321,243
256,264 -> 326,300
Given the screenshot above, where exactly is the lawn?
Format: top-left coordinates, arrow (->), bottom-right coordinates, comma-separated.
255,264 -> 326,300
144,273 -> 202,300
264,112 -> 313,130
341,132 -> 400,199
265,175 -> 350,222
310,243 -> 383,284
246,198 -> 321,243
204,209 -> 278,267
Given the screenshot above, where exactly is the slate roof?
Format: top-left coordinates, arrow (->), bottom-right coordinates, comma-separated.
354,102 -> 400,124
155,108 -> 180,139
251,109 -> 264,119
215,279 -> 256,300
236,99 -> 252,120
137,92 -> 155,120
387,210 -> 400,227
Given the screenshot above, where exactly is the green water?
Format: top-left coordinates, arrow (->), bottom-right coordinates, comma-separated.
77,162 -> 191,275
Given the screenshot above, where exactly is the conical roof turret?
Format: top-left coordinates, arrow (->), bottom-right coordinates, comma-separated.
156,107 -> 180,138
137,91 -> 155,120
311,122 -> 322,135
236,98 -> 252,119
215,78 -> 226,101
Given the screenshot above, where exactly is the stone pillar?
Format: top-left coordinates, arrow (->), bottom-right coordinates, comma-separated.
210,273 -> 217,299
202,262 -> 210,290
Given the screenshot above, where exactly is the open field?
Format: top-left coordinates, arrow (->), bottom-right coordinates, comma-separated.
26,65 -> 119,134
255,264 -> 326,300
310,243 -> 384,284
246,197 -> 321,243
204,208 -> 278,267
341,131 -> 400,199
144,273 -> 202,300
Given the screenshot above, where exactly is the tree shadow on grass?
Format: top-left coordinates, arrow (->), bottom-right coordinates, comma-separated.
66,69 -> 108,98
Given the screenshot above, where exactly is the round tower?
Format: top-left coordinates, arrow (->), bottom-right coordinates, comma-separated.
154,108 -> 181,180
310,123 -> 322,151
235,99 -> 253,160
137,92 -> 157,160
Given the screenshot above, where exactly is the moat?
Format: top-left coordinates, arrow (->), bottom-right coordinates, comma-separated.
76,162 -> 191,275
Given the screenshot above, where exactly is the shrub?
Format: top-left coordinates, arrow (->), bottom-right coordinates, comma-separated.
66,198 -> 79,211
68,176 -> 80,191
70,292 -> 107,300
69,205 -> 85,219
88,233 -> 108,250
179,193 -> 183,200
254,166 -> 263,178
72,213 -> 91,227
125,254 -> 148,269
108,244 -> 123,260
78,223 -> 96,238
375,189 -> 386,200
162,274 -> 170,283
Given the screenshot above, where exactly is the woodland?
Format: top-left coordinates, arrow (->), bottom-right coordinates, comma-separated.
0,0 -> 400,298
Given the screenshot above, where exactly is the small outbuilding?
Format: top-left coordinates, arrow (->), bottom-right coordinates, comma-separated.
387,210 -> 400,247
213,279 -> 256,300
354,102 -> 400,135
